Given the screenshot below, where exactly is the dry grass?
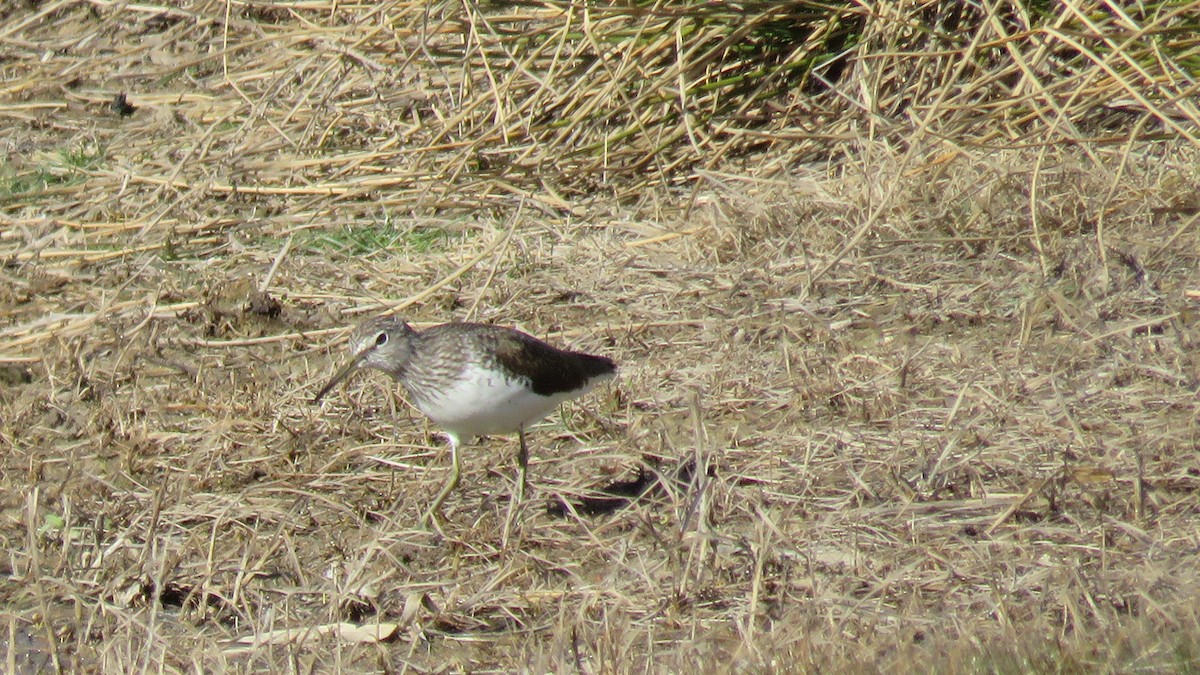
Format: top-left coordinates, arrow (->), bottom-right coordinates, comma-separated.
3,1 -> 1200,672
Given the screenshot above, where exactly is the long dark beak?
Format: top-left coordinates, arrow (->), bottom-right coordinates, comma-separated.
313,350 -> 368,403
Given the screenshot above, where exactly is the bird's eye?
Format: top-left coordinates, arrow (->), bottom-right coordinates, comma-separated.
374,332 -> 388,346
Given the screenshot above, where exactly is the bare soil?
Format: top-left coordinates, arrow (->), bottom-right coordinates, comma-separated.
3,3 -> 1200,673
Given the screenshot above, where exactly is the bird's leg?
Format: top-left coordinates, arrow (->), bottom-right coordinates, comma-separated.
502,428 -> 529,547
516,427 -> 529,503
422,434 -> 461,526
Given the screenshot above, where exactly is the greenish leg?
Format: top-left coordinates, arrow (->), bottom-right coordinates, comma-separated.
516,427 -> 529,503
422,435 -> 461,526
502,428 -> 529,547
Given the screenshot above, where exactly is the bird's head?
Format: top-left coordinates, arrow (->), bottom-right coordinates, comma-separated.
313,316 -> 416,402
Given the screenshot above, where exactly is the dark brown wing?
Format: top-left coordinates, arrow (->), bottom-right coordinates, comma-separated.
490,327 -> 616,396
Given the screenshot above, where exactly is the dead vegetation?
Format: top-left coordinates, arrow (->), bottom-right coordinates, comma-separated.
2,1 -> 1200,672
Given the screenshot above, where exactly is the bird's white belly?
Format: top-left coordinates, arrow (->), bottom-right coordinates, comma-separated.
412,363 -> 584,438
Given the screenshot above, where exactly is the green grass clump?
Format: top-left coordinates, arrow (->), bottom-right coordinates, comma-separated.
302,221 -> 452,258
0,145 -> 105,204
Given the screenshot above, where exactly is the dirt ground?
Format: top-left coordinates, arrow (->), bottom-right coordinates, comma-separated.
4,3 -> 1200,673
